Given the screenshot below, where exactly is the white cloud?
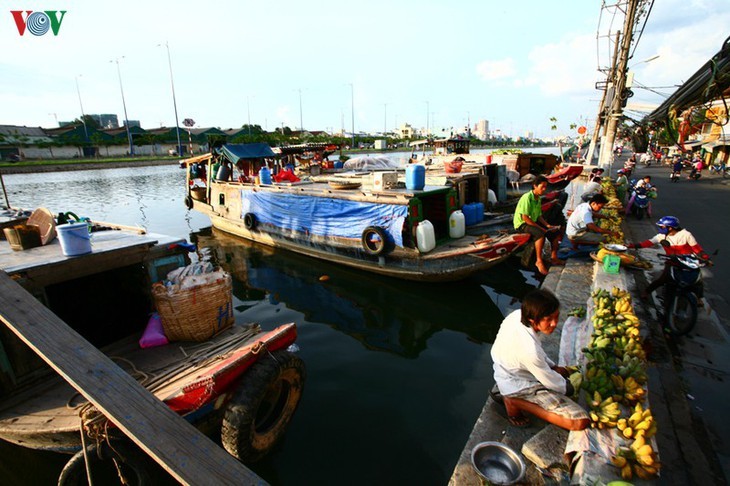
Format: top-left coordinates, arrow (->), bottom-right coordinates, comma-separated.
475,58 -> 517,82
522,34 -> 598,98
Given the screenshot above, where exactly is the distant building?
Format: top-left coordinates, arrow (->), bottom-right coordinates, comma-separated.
90,114 -> 119,129
474,120 -> 489,140
524,131 -> 534,140
397,123 -> 414,139
125,120 -> 141,128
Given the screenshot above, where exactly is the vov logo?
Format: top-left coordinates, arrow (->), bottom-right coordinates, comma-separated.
11,10 -> 67,36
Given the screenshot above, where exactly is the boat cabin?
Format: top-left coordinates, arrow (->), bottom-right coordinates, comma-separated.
433,137 -> 470,156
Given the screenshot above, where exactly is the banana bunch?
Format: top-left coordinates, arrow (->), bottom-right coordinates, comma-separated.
588,391 -> 621,428
611,434 -> 661,480
622,376 -> 646,404
582,366 -> 614,398
617,354 -> 647,384
612,335 -> 646,360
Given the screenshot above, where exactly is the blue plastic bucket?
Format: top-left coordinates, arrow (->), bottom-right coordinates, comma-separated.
406,164 -> 425,191
57,222 -> 92,256
334,161 -> 344,169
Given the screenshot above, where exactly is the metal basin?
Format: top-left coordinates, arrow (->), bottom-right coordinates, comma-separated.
470,441 -> 526,485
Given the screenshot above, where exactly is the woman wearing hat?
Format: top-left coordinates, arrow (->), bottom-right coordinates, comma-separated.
615,169 -> 629,205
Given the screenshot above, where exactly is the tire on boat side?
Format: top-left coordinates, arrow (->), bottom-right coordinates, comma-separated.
221,349 -> 306,463
361,226 -> 389,256
184,195 -> 193,210
58,440 -> 151,486
244,212 -> 257,230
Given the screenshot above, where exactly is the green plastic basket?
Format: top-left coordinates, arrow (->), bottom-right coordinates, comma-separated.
603,254 -> 621,274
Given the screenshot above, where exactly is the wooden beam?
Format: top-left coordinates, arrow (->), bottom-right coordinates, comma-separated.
0,271 -> 266,486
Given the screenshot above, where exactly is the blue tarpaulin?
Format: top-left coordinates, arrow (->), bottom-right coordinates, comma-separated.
240,191 -> 408,247
220,143 -> 276,164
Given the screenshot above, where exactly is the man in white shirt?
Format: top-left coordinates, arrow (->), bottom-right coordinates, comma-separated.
580,176 -> 603,202
566,194 -> 618,246
491,289 -> 589,430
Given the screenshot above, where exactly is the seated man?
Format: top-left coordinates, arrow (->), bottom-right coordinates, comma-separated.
580,175 -> 603,202
513,176 -> 563,275
491,289 -> 589,430
566,193 -> 617,247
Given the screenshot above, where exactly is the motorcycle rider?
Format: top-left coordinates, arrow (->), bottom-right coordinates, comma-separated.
689,156 -> 704,180
627,216 -> 709,303
672,157 -> 683,179
625,175 -> 656,216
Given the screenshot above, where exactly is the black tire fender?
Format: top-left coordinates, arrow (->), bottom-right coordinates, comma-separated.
244,213 -> 257,230
58,440 -> 151,486
221,350 -> 305,463
184,195 -> 193,210
361,226 -> 388,256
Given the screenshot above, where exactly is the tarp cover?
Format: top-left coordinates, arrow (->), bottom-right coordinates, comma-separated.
342,156 -> 402,171
240,191 -> 408,247
220,143 -> 276,164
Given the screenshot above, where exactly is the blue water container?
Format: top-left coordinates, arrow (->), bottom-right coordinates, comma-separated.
259,166 -> 272,185
334,161 -> 344,169
406,164 -> 426,191
474,202 -> 485,223
462,203 -> 475,226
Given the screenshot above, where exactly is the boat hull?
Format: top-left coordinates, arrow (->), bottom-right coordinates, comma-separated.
208,210 -> 528,281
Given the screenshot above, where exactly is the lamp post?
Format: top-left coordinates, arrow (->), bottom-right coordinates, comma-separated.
383,103 -> 388,136
247,96 -> 252,136
159,42 -> 182,157
111,57 -> 134,156
349,83 -> 355,148
297,88 -> 304,132
425,101 -> 430,137
74,75 -> 88,141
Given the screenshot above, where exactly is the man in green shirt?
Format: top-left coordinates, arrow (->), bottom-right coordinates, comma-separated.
513,176 -> 563,275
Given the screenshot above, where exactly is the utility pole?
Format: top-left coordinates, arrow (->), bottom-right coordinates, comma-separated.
598,0 -> 640,170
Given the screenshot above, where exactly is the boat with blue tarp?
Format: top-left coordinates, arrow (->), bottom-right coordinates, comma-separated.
183,143 -> 530,281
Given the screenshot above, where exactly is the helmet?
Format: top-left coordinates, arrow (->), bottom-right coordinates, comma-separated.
656,216 -> 680,234
617,169 -> 624,174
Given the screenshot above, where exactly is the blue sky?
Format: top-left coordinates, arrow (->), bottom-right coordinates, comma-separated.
1,0 -> 728,138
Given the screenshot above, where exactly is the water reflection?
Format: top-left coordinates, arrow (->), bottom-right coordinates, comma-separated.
195,228 -> 536,357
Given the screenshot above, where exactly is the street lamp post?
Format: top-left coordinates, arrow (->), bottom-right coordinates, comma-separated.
111,57 -> 134,156
159,42 -> 182,157
383,103 -> 388,136
298,89 -> 304,132
349,83 -> 355,148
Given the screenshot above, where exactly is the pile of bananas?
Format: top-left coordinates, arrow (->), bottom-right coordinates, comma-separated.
588,391 -> 621,428
617,402 -> 657,439
611,432 -> 661,480
598,180 -> 625,244
579,286 -> 660,480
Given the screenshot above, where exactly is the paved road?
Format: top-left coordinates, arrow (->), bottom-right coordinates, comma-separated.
618,158 -> 730,483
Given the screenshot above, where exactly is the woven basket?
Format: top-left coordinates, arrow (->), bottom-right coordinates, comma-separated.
152,272 -> 234,342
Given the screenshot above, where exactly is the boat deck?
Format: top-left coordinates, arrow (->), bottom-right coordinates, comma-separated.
0,226 -> 183,291
0,324 -> 267,450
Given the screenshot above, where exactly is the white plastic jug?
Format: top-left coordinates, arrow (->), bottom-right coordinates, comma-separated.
416,220 -> 436,253
449,210 -> 466,238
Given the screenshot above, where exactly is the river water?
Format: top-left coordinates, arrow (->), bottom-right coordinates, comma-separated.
0,151 -> 553,485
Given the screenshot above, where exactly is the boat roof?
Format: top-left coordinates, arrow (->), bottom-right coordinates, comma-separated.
219,143 -> 276,163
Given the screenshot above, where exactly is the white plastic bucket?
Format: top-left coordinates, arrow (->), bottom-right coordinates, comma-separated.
449,210 -> 466,238
416,220 -> 436,253
57,222 -> 92,256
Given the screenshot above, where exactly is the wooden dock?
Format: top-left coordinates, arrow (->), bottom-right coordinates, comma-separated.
0,271 -> 266,485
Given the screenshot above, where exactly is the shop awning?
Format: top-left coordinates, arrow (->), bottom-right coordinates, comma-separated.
702,136 -> 730,150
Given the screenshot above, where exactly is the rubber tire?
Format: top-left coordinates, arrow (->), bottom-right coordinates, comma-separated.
184,195 -> 193,210
221,350 -> 305,463
361,226 -> 388,256
666,292 -> 698,336
58,440 -> 151,486
244,213 -> 257,230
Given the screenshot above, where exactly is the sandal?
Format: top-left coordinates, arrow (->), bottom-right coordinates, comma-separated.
507,413 -> 530,427
489,386 -> 504,405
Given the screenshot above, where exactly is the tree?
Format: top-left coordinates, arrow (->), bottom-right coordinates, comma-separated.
73,115 -> 100,129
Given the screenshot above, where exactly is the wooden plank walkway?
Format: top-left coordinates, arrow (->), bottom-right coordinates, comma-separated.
0,271 -> 266,485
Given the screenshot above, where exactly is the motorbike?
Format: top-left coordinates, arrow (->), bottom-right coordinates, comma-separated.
670,166 -> 681,182
626,182 -> 654,219
659,254 -> 710,336
709,162 -> 728,177
688,167 -> 702,180
639,153 -> 653,166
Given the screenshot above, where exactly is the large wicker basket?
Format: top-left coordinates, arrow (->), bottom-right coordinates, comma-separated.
152,272 -> 234,342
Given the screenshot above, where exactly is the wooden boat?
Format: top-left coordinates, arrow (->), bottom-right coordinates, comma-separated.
0,216 -> 304,471
544,163 -> 585,190
183,144 -> 530,282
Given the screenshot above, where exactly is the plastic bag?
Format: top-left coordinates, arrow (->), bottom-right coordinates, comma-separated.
139,313 -> 169,348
